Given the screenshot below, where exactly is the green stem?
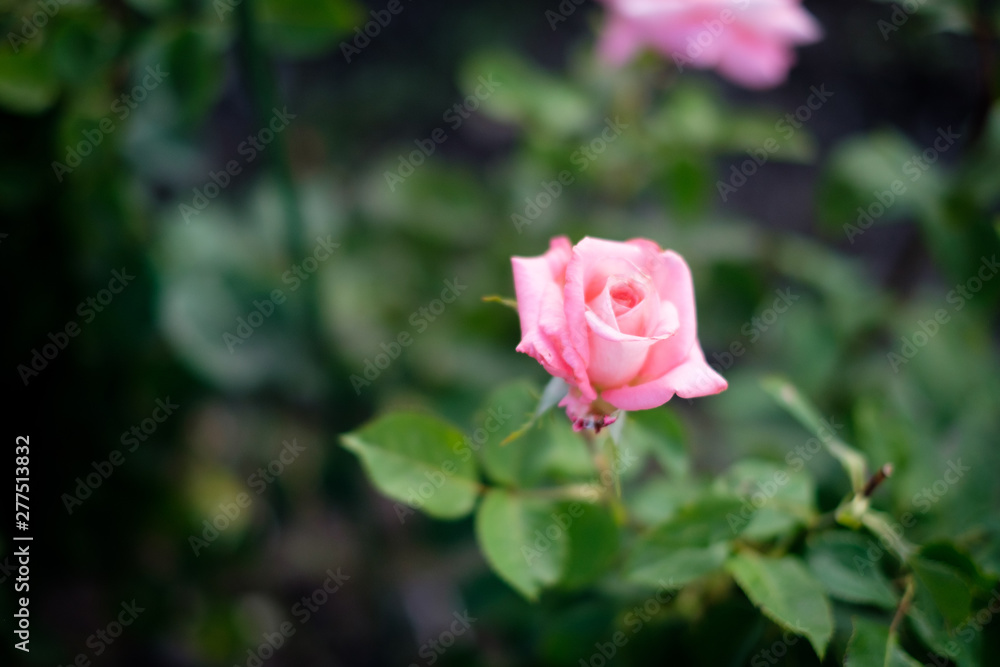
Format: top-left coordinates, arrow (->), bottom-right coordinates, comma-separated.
762,377 -> 868,492
512,484 -> 604,502
889,576 -> 916,641
582,429 -> 628,523
859,510 -> 917,563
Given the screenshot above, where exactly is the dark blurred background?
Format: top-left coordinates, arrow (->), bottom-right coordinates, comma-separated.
1,0 -> 999,664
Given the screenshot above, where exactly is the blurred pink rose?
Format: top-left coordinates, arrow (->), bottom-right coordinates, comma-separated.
597,0 -> 822,89
512,236 -> 727,429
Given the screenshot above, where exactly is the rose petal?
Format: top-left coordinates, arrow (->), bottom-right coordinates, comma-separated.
512,237 -> 574,380
565,237 -> 655,399
596,0 -> 822,88
584,309 -> 672,389
611,275 -> 659,336
601,346 -> 728,411
638,250 -> 698,379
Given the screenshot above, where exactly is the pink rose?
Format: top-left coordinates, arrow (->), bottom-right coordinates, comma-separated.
511,236 -> 727,428
596,0 -> 822,89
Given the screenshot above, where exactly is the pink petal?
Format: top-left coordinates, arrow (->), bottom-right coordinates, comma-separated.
638,250 -> 699,378
601,346 -> 728,411
584,309 -> 671,389
716,24 -> 795,89
512,237 -> 574,380
597,15 -> 645,66
596,0 -> 823,88
564,237 -> 654,400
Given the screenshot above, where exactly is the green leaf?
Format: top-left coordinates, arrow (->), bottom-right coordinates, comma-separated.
0,46 -> 59,115
805,532 -> 898,609
911,557 -> 973,629
162,27 -> 226,125
919,542 -> 998,594
726,552 -> 834,660
341,412 -> 479,520
479,379 -> 537,453
627,541 -> 730,590
844,617 -> 923,667
645,495 -> 747,546
715,459 -> 816,541
907,581 -> 982,667
691,599 -> 768,667
627,477 -> 705,526
816,131 -> 944,232
479,382 -> 593,488
647,84 -> 723,151
622,407 -> 689,478
721,112 -> 816,163
624,495 -> 743,588
257,0 -> 363,58
660,154 -> 712,220
762,376 -> 868,492
50,9 -> 121,85
475,490 -> 616,600
558,502 -> 620,590
460,51 -> 594,138
476,489 -> 564,600
494,376 -> 567,446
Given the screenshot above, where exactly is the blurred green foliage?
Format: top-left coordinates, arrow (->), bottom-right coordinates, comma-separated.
1,0 -> 999,665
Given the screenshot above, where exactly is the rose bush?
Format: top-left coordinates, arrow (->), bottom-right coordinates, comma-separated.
596,0 -> 822,88
512,236 -> 728,428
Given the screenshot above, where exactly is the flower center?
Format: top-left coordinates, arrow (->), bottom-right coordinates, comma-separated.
610,281 -> 642,315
